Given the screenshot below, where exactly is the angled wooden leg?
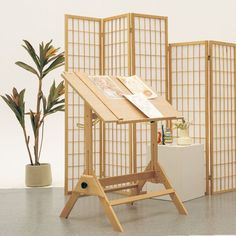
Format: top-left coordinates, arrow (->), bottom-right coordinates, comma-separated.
92,175 -> 123,232
169,191 -> 188,215
60,182 -> 80,218
155,162 -> 188,215
60,175 -> 123,232
99,197 -> 123,232
60,191 -> 80,218
148,121 -> 187,215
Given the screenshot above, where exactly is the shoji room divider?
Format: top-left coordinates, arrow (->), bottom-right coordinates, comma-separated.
169,41 -> 236,194
64,13 -> 168,194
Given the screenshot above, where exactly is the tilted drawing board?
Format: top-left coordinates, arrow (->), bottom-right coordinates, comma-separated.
60,71 -> 187,232
62,71 -> 179,123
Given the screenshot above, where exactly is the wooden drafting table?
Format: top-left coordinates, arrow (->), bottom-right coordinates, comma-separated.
60,71 -> 187,232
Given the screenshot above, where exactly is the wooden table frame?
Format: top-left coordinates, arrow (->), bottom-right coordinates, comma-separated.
60,72 -> 187,232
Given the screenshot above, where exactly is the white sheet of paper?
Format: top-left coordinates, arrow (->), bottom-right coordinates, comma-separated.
124,93 -> 164,118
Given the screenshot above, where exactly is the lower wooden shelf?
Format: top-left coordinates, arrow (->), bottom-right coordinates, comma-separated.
110,188 -> 175,206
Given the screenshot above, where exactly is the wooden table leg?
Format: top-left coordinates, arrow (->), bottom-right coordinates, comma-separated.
156,162 -> 188,215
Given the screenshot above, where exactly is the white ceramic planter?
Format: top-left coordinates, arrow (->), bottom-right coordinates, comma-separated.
177,128 -> 192,145
25,163 -> 52,187
178,128 -> 189,137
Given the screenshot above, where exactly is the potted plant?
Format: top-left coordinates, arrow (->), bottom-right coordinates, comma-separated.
1,40 -> 65,187
173,119 -> 192,145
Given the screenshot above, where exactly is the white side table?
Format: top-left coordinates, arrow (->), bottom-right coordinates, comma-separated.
146,143 -> 205,201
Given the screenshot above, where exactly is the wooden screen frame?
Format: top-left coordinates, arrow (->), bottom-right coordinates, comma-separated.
169,40 -> 236,195
169,41 -> 210,194
102,14 -> 132,179
131,13 -> 169,173
209,41 -> 236,194
64,13 -> 169,194
64,15 -> 102,194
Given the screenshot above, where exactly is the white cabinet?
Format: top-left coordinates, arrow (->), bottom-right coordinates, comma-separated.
146,144 -> 205,202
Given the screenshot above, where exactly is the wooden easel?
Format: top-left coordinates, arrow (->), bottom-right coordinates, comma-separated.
60,72 -> 187,232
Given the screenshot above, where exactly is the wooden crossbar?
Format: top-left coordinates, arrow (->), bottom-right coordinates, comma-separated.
99,171 -> 155,186
110,189 -> 175,206
104,183 -> 138,193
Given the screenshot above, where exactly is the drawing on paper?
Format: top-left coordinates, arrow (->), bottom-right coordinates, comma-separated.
118,75 -> 157,99
124,93 -> 163,118
88,75 -> 124,99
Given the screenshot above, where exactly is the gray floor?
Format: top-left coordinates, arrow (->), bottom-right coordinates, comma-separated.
0,188 -> 236,236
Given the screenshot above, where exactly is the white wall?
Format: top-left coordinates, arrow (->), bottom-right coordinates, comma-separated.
1,0 -> 236,188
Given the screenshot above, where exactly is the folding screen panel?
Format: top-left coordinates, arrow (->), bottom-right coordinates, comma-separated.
65,15 -> 102,193
169,40 -> 236,194
101,13 -> 169,176
169,41 -> 209,192
102,14 -> 131,178
103,14 -> 130,76
132,14 -> 168,96
132,14 -> 168,172
209,41 -> 236,193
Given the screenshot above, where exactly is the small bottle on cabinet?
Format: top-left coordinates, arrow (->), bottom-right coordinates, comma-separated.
164,127 -> 173,144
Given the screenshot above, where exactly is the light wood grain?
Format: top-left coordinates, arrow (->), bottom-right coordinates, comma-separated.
110,189 -> 175,206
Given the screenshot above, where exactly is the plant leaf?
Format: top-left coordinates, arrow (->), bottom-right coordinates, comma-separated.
1,88 -> 26,128
43,81 -> 65,116
22,40 -> 41,73
18,89 -> 25,122
54,81 -> 64,96
39,42 -> 45,69
46,105 -> 64,115
17,40 -> 64,80
29,110 -> 36,137
39,40 -> 55,70
42,95 -> 47,114
42,55 -> 64,77
47,80 -> 56,110
47,52 -> 64,64
15,61 -> 39,77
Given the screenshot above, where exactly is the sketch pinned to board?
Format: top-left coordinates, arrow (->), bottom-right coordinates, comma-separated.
118,75 -> 157,99
88,75 -> 124,99
123,93 -> 163,118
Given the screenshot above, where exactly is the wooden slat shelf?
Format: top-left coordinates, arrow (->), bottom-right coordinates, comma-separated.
110,189 -> 175,206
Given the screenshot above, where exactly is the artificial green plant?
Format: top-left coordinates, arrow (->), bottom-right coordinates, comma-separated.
173,119 -> 191,130
1,40 -> 65,165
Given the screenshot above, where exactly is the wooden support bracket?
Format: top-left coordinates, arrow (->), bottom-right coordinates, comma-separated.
60,174 -> 123,232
